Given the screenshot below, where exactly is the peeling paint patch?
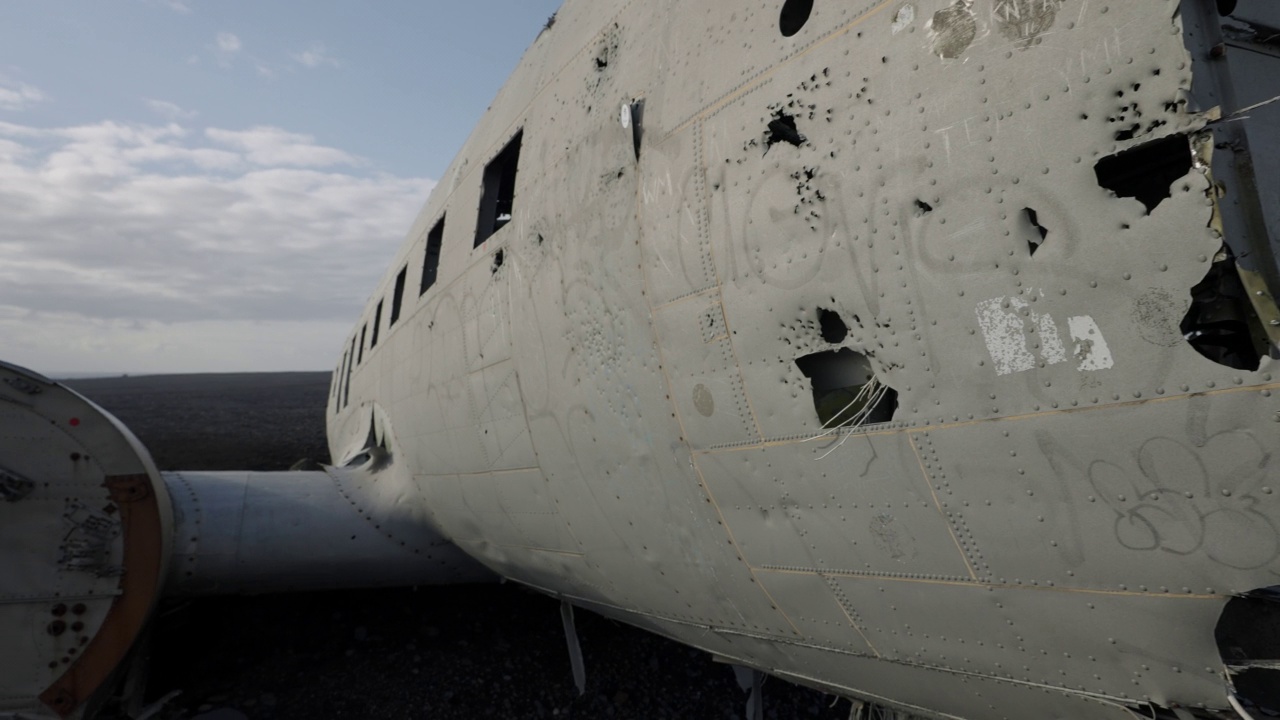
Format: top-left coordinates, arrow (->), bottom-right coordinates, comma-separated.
928,0 -> 977,59
976,297 -> 1038,375
58,499 -> 121,576
992,0 -> 1065,47
977,297 -> 1107,376
1068,316 -> 1115,371
1133,288 -> 1185,348
1037,312 -> 1067,365
870,514 -> 916,561
891,4 -> 915,34
693,383 -> 715,417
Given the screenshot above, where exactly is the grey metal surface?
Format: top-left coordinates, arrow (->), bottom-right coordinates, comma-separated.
0,363 -> 172,719
164,468 -> 491,596
323,0 -> 1279,716
9,0 -> 1280,718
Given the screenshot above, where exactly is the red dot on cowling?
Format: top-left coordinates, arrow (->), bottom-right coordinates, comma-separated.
69,418 -> 80,426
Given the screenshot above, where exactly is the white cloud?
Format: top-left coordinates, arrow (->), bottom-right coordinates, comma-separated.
292,44 -> 341,69
212,32 -> 243,68
216,32 -> 242,53
205,126 -> 359,167
146,99 -> 198,121
0,119 -> 435,373
143,0 -> 192,13
0,76 -> 46,111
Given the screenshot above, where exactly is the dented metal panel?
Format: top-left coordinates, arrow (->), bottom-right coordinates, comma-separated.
271,0 -> 1280,717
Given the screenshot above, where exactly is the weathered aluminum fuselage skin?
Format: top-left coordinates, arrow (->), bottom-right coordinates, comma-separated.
328,1 -> 1280,717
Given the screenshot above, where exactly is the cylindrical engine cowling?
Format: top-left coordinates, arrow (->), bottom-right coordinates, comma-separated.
163,469 -> 492,596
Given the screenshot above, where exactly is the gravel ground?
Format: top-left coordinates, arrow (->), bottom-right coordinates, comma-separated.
67,373 -> 855,720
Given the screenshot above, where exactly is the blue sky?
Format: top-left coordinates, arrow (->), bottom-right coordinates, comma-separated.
0,0 -> 561,374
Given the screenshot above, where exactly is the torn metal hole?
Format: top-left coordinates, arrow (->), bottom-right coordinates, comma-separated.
766,112 -> 806,150
1216,588 -> 1280,714
1113,124 -> 1141,142
915,199 -> 933,215
492,248 -> 505,274
1024,208 -> 1048,256
1182,248 -> 1267,371
795,349 -> 898,428
817,308 -> 848,343
1094,133 -> 1193,214
779,0 -> 814,37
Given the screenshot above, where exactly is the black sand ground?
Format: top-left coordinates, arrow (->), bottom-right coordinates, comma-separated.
67,373 -> 851,720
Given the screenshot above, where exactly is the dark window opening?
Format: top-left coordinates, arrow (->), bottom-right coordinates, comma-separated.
795,349 -> 898,428
1182,248 -> 1266,371
475,130 -> 523,248
780,0 -> 814,37
1215,588 -> 1280,711
629,99 -> 645,159
817,308 -> 848,343
358,324 -> 367,364
492,248 -> 505,274
1024,208 -> 1049,256
1094,133 -> 1193,214
390,266 -> 407,326
334,352 -> 347,413
766,112 -> 806,151
421,216 -> 445,296
343,337 -> 356,409
370,301 -> 383,349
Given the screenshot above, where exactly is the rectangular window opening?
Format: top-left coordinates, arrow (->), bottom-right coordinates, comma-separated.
333,352 -> 347,413
390,266 -> 407,326
474,130 -> 523,248
342,337 -> 355,409
370,300 -> 383,348
421,216 -> 445,296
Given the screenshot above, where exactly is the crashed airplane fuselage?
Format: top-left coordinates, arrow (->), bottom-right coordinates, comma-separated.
4,0 -> 1280,718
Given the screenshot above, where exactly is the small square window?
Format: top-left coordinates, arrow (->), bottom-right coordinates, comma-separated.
343,337 -> 356,409
475,130 -> 523,247
390,266 -> 407,325
370,300 -> 383,348
421,216 -> 445,295
333,351 -> 347,413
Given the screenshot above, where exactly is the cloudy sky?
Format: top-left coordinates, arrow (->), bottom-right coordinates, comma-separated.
0,0 -> 561,375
